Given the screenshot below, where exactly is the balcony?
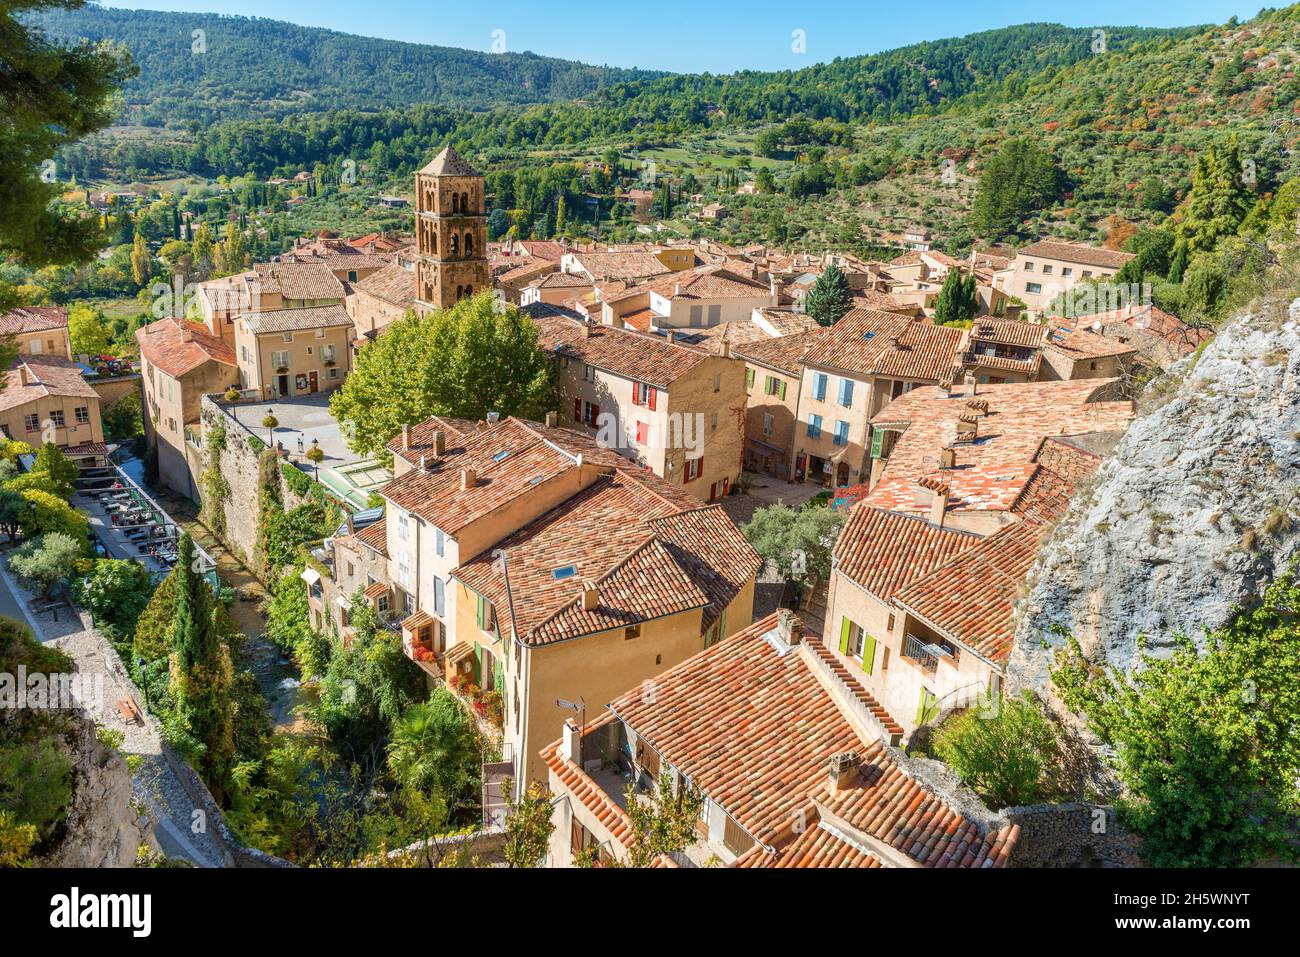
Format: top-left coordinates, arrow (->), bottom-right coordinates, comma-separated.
902,633 -> 959,673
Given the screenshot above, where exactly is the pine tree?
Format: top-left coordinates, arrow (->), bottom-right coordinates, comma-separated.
805,262 -> 853,327
168,534 -> 235,802
1174,136 -> 1253,262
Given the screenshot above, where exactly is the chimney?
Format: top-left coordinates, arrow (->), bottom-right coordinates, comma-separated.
17,365 -> 32,387
545,411 -> 557,428
561,718 -> 582,764
674,282 -> 682,296
419,454 -> 427,472
828,751 -> 861,797
581,322 -> 593,339
957,413 -> 979,442
486,411 -> 501,425
581,580 -> 599,611
963,373 -> 978,397
928,484 -> 950,526
345,512 -> 355,536
940,446 -> 957,470
721,341 -> 732,359
461,467 -> 477,490
966,398 -> 989,416
777,608 -> 803,646
401,423 -> 411,450
432,430 -> 446,457
180,323 -> 194,343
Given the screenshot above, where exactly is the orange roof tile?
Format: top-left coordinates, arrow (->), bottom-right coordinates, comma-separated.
803,310 -> 963,383
833,506 -> 981,601
529,308 -> 711,389
134,318 -> 236,379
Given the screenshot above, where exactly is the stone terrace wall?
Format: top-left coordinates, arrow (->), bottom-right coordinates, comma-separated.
1004,803 -> 1143,868
199,395 -> 267,569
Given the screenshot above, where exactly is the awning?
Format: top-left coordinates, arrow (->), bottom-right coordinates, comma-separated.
402,610 -> 433,631
335,595 -> 350,610
300,568 -> 321,587
445,642 -> 475,665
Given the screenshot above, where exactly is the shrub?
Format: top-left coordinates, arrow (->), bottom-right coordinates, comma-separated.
9,533 -> 84,597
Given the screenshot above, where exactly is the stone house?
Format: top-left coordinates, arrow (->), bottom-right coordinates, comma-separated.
234,305 -> 355,399
1008,241 -> 1134,314
0,306 -> 72,359
733,329 -> 823,479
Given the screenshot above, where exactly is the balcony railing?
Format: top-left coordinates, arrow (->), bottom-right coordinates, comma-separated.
903,633 -> 947,673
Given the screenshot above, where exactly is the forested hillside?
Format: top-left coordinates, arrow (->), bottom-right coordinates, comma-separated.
26,4 -> 663,123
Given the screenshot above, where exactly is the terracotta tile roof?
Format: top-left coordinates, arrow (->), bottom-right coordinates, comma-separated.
734,329 -> 824,376
533,272 -> 592,289
569,252 -> 672,282
364,581 -> 390,601
355,516 -> 388,557
241,304 -> 354,336
617,307 -> 655,331
517,241 -> 566,262
270,263 -> 347,300
866,380 -> 1133,514
589,614 -> 1014,867
0,306 -> 67,336
454,471 -> 758,645
850,286 -> 915,313
0,355 -> 99,413
969,318 -> 1046,349
802,310 -> 963,383
642,265 -> 768,301
498,259 -> 557,287
1073,304 -> 1212,357
752,307 -> 819,336
387,415 -> 482,467
1045,324 -> 1138,360
1016,240 -> 1133,270
833,506 -> 980,601
353,262 -> 417,308
529,308 -> 711,389
135,318 -> 236,379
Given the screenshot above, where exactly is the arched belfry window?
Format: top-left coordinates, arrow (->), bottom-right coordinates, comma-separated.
450,234 -> 458,256
464,233 -> 474,256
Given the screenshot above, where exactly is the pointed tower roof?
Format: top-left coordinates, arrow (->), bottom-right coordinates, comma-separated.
420,145 -> 479,177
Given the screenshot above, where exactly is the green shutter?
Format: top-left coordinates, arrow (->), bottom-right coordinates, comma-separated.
475,595 -> 484,629
747,368 -> 755,387
870,428 -> 885,459
838,617 -> 852,654
779,380 -> 787,400
861,633 -> 876,675
494,656 -> 504,693
472,642 -> 483,684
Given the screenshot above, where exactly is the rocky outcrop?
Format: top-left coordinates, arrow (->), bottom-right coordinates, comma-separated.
1009,298 -> 1300,690
36,717 -> 158,868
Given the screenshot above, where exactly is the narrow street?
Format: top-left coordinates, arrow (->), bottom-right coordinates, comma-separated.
0,558 -> 226,868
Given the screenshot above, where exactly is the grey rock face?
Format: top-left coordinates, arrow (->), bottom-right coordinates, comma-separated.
1009,299 -> 1300,690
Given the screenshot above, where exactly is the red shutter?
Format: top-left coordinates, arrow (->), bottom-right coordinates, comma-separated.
632,382 -> 641,404
648,387 -> 657,410
573,398 -> 582,420
709,481 -> 717,500
590,403 -> 600,425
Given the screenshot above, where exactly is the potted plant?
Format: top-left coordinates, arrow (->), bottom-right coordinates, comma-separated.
224,386 -> 241,403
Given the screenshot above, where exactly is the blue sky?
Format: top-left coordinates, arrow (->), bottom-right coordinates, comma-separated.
102,1 -> 1265,73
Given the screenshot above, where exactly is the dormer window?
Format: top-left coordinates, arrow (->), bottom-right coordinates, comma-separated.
552,565 -> 578,581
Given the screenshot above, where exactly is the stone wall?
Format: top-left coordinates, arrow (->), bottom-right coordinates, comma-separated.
1004,803 -> 1143,868
199,396 -> 267,569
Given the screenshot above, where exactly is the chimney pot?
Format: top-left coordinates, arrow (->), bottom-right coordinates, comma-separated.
777,609 -> 803,646
928,485 -> 950,527
432,430 -> 446,457
940,446 -> 957,470
461,467 -> 477,490
419,454 -> 427,472
545,411 -> 557,428
486,411 -> 501,425
561,718 -> 582,764
581,580 -> 599,612
828,751 -> 861,796
401,423 -> 411,450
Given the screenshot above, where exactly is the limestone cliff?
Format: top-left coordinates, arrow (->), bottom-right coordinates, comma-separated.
1009,298 -> 1300,690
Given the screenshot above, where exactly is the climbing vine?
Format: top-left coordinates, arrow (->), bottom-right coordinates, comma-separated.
202,421 -> 230,537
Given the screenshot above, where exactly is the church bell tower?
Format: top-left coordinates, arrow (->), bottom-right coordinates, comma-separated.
414,145 -> 491,314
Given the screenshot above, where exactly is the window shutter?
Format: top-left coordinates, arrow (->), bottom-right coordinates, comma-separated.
476,595 -> 484,629
573,398 -> 582,420
870,428 -> 885,459
861,633 -> 876,675
917,688 -> 938,725
747,368 -> 755,387
779,380 -> 787,401
839,617 -> 851,655
434,577 -> 445,617
648,387 -> 657,411
632,382 -> 641,404
591,403 -> 600,424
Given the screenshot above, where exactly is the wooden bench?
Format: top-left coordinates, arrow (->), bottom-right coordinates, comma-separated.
115,697 -> 144,724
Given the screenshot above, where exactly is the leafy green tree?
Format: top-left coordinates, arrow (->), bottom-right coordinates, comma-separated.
501,779 -> 555,868
75,558 -> 154,637
933,269 -> 979,326
1051,572 -> 1300,867
0,1 -> 134,302
68,303 -> 112,357
970,137 -> 1063,241
18,489 -> 88,545
103,392 -> 144,443
621,772 -> 702,868
331,292 -> 555,461
1115,228 -> 1175,285
804,262 -> 853,327
9,532 -> 83,596
742,502 -> 846,585
932,693 -> 1071,808
0,738 -> 73,843
264,562 -> 330,679
168,533 -> 235,802
1173,136 -> 1254,265
0,488 -> 26,543
130,231 -> 150,287
32,443 -> 78,498
387,689 -> 481,814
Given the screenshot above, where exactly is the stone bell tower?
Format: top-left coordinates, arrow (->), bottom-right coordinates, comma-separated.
414,145 -> 490,314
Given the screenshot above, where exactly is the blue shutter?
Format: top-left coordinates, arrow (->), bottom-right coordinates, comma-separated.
839,378 -> 854,407
435,528 -> 444,557
814,373 -> 827,401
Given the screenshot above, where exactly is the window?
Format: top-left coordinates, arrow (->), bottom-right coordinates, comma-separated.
347,271 -> 358,283
404,592 -> 416,615
433,576 -> 445,617
631,382 -> 656,409
272,350 -> 290,369
1024,261 -> 1034,271
434,528 -> 445,557
710,413 -> 718,431
707,304 -> 721,326
636,420 -> 649,445
577,400 -> 600,427
1082,270 -> 1093,278
1062,267 -> 1073,277
684,457 -> 704,482
376,594 -> 390,616
49,409 -> 64,428
1041,264 -> 1053,275
315,327 -> 326,339
552,565 -> 578,580
762,413 -> 774,437
241,345 -> 251,362
321,344 -> 337,363
746,368 -> 755,388
689,305 -> 702,324
833,420 -> 849,447
475,594 -> 495,632
838,378 -> 854,407
624,624 -> 641,641
397,514 -> 410,541
23,414 -> 39,433
328,368 -> 340,380
398,553 -> 411,589
713,374 -> 721,393
838,617 -> 877,675
806,413 -> 822,439
282,332 -> 294,343
812,372 -> 828,401
75,406 -> 90,425
1025,282 -> 1042,295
